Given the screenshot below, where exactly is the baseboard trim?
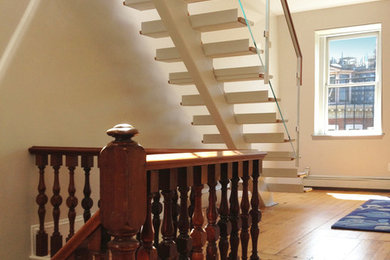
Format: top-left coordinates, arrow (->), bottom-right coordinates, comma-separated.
303,175 -> 390,190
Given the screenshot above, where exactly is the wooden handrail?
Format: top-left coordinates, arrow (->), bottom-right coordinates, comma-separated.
28,146 -> 232,155
280,0 -> 302,86
51,210 -> 101,260
29,146 -> 266,170
146,150 -> 266,170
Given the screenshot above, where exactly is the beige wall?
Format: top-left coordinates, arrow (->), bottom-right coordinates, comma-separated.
277,1 -> 390,179
0,0 -> 204,258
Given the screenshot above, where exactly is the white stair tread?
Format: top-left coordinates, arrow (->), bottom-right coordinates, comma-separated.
123,0 -> 155,11
155,39 -> 258,62
235,113 -> 284,124
244,133 -> 288,143
264,151 -> 295,161
181,91 -> 275,106
202,133 -> 290,144
203,39 -> 258,58
190,9 -> 253,32
169,66 -> 264,85
192,112 -> 284,125
263,168 -> 298,178
226,91 -> 272,104
141,9 -> 253,38
124,0 -> 210,11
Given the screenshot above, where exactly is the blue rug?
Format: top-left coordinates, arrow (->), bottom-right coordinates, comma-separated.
331,199 -> 390,232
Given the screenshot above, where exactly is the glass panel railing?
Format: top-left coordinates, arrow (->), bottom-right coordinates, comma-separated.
238,0 -> 300,164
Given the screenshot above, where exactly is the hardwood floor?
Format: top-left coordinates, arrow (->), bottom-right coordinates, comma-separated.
257,189 -> 390,260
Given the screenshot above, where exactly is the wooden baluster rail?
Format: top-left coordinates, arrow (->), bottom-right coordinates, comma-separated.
29,124 -> 267,259
218,163 -> 231,260
35,154 -> 49,256
177,167 -> 192,259
152,191 -> 162,249
157,168 -> 178,259
240,161 -> 252,259
50,153 -> 63,256
229,162 -> 242,260
191,165 -> 207,260
250,160 -> 262,260
206,164 -> 220,260
81,155 -> 94,222
137,171 -> 158,259
66,155 -> 78,242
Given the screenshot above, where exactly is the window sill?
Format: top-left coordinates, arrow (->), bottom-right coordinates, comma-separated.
312,133 -> 385,140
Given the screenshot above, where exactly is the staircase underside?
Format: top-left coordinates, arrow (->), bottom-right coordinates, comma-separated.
124,0 -> 304,193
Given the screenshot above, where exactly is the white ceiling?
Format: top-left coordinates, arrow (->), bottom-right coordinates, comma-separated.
244,0 -> 385,15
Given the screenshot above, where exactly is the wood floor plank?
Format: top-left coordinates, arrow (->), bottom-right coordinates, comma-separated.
256,189 -> 390,259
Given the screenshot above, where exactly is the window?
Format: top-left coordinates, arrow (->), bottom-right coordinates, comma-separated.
314,24 -> 382,136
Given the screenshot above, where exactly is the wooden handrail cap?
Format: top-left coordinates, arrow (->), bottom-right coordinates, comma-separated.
107,124 -> 138,141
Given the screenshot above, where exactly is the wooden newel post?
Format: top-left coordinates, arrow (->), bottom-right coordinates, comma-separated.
99,124 -> 147,260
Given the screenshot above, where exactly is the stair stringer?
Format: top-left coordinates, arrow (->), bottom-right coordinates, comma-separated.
152,0 -> 249,149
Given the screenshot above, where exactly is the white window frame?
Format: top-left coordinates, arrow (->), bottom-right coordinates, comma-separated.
314,24 -> 382,136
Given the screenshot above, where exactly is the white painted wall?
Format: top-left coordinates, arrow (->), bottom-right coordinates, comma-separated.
0,0 -> 204,258
277,1 -> 390,181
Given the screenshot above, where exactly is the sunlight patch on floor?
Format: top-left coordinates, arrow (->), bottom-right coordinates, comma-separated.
327,193 -> 390,201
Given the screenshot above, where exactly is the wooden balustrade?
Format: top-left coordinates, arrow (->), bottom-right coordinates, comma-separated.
29,124 -> 266,259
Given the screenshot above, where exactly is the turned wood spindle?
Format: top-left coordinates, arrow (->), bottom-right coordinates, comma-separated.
190,165 -> 207,260
217,163 -> 231,260
188,186 -> 195,230
152,191 -> 162,248
206,164 -> 220,260
35,154 -> 49,256
50,153 -> 63,257
137,171 -> 158,260
81,155 -> 94,222
158,169 -> 178,259
177,167 -> 193,259
172,189 -> 180,239
240,161 -> 252,260
229,161 -> 241,260
66,155 -> 79,242
99,124 -> 147,260
250,160 -> 262,260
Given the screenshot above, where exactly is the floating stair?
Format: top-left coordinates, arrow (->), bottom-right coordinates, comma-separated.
181,91 -> 276,106
141,9 -> 253,38
169,66 -> 264,85
203,133 -> 291,144
263,151 -> 295,161
155,39 -> 258,62
192,112 -> 284,125
123,0 -> 210,11
235,113 -> 285,124
244,133 -> 291,143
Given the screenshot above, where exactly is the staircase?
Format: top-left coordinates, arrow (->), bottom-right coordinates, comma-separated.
123,0 -> 305,194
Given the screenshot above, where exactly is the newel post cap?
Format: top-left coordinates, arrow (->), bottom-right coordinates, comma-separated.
106,124 -> 139,141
